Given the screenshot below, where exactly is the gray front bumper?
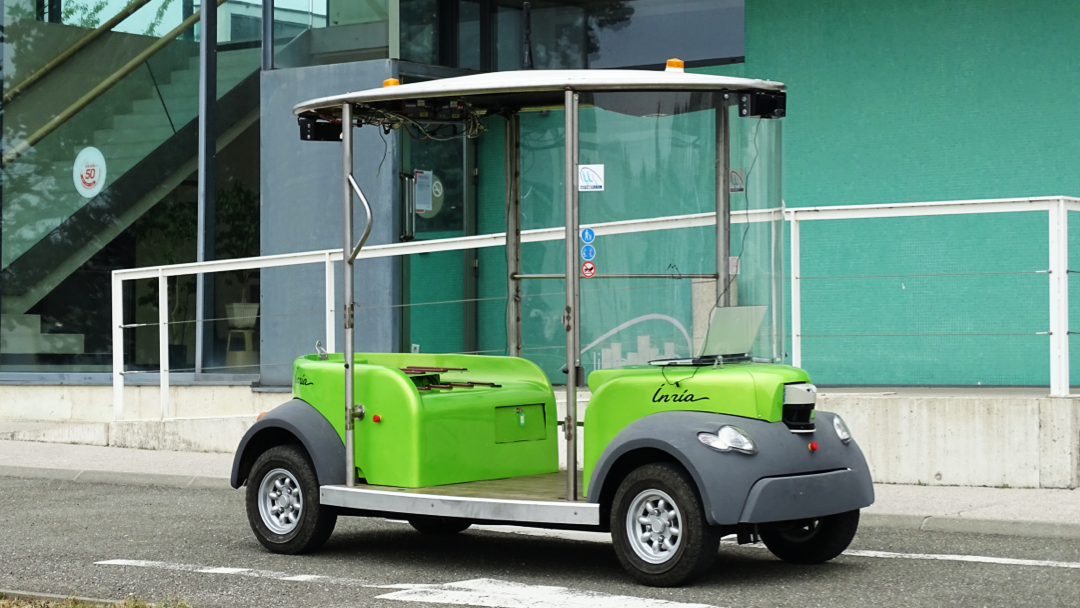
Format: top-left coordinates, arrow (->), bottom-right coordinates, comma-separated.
739,468 -> 873,523
589,410 -> 875,526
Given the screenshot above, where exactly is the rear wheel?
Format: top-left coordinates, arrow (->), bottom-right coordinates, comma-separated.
246,445 -> 337,554
759,510 -> 860,564
610,462 -> 720,587
408,516 -> 472,535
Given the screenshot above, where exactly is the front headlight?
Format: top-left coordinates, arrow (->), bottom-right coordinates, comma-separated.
698,425 -> 758,454
832,414 -> 852,444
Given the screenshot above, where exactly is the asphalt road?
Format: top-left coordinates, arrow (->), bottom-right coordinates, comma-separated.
3,477 -> 1080,608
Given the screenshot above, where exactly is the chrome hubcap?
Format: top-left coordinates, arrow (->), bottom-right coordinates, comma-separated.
626,488 -> 682,564
258,468 -> 303,535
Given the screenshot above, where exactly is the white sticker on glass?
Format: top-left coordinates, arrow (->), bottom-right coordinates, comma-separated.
73,147 -> 106,198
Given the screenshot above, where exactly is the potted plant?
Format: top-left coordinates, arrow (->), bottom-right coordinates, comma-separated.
217,181 -> 260,328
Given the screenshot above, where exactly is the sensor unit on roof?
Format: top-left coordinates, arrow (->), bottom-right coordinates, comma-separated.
298,116 -> 342,141
738,92 -> 786,119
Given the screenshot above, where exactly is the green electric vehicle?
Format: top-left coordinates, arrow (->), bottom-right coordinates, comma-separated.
230,65 -> 874,587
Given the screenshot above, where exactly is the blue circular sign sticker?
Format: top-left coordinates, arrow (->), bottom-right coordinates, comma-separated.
581,245 -> 596,261
580,228 -> 595,243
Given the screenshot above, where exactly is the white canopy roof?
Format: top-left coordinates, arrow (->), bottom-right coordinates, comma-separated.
294,69 -> 785,115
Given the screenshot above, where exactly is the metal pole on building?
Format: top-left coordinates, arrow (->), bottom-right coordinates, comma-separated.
563,89 -> 579,501
505,114 -> 522,357
342,103 -> 356,487
262,0 -> 274,70
715,104 -> 731,306
195,0 -> 217,377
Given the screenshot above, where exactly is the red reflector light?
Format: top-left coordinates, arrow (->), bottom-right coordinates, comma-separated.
808,441 -> 819,451
372,414 -> 382,423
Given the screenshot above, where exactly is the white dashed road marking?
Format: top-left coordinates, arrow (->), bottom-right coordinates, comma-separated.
373,578 -> 720,608
95,561 -> 721,608
470,525 -> 1080,570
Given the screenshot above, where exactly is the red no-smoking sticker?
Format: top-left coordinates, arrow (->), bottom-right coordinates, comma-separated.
581,261 -> 596,278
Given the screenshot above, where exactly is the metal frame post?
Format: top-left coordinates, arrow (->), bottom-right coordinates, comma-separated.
1049,199 -> 1070,396
563,89 -> 580,501
325,251 -> 336,353
342,103 -> 356,487
790,213 -> 802,368
716,105 -> 731,305
261,0 -> 273,70
463,136 -> 479,354
158,269 -> 169,419
195,0 -> 217,377
505,114 -> 522,356
112,273 -> 124,420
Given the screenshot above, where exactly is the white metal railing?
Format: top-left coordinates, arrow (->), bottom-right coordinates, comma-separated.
786,196 -> 1077,397
110,208 -> 779,420
111,195 -> 1079,421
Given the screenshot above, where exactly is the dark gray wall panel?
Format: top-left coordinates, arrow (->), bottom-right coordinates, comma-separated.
260,60 -> 400,385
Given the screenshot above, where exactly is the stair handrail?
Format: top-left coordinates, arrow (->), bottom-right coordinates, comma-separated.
3,0 -> 155,105
1,0 -> 229,169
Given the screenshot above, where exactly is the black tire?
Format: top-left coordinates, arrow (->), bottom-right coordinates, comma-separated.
407,516 -> 472,536
610,462 -> 720,587
759,509 -> 860,564
245,444 -> 337,554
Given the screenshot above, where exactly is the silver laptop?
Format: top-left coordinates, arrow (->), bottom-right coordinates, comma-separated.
697,305 -> 768,358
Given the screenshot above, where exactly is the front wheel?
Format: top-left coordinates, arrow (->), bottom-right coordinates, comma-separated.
759,509 -> 860,564
245,445 -> 337,554
610,462 -> 720,587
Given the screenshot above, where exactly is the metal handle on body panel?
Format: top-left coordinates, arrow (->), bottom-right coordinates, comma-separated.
350,404 -> 365,423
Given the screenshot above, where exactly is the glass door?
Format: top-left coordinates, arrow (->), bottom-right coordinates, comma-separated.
400,129 -> 478,354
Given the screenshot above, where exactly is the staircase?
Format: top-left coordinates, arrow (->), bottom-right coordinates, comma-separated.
0,47 -> 260,363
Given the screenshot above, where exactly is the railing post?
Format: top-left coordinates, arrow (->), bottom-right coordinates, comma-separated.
325,251 -> 336,353
159,269 -> 170,419
112,272 -> 124,420
1049,199 -> 1070,397
789,212 -> 802,368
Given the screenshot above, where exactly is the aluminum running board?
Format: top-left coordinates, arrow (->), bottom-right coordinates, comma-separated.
320,485 -> 600,526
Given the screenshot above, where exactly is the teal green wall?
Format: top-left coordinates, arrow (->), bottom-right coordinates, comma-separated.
695,0 -> 1080,385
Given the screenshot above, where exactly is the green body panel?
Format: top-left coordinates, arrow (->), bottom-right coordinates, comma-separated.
292,353 -> 558,487
583,362 -> 811,496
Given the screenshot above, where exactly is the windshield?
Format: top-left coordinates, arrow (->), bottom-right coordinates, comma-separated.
390,88 -> 784,382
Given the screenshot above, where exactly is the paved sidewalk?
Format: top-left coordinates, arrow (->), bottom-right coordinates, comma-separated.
2,438 -> 1079,539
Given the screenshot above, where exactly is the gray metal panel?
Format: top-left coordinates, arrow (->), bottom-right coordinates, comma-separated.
230,398 -> 346,488
739,469 -> 874,523
320,485 -> 600,525
587,410 -> 874,526
259,60 -> 400,386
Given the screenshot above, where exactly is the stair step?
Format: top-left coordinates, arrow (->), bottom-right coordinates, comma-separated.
94,125 -> 175,147
0,314 -> 42,336
0,331 -> 85,354
0,314 -> 85,355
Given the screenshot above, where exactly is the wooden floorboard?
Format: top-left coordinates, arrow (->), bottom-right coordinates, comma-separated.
358,470 -> 586,502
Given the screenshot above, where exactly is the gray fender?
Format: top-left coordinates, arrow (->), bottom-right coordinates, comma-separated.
587,411 -> 874,526
230,398 -> 345,489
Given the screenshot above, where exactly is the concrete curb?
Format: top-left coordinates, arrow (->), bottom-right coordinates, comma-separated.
0,466 -> 232,490
0,588 -> 117,605
862,512 -> 1080,540
4,466 -> 1080,540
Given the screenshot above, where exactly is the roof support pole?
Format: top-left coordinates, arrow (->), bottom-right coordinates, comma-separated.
505,114 -> 522,357
563,89 -> 580,501
716,104 -> 731,306
342,102 -> 356,487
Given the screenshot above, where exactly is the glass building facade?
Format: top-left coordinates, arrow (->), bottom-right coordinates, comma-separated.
1,0 -> 745,381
